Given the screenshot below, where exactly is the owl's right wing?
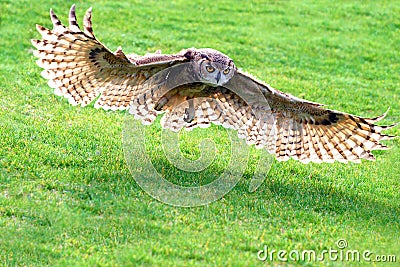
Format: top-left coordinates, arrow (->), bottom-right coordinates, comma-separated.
32,5 -> 188,116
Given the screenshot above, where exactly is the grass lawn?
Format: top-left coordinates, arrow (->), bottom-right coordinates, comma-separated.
1,0 -> 399,266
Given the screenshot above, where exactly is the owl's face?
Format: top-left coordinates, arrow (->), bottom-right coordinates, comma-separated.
191,48 -> 236,86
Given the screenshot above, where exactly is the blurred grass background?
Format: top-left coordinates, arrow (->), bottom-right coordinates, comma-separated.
0,0 -> 399,266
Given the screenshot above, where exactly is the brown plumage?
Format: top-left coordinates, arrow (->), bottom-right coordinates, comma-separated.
32,5 -> 398,164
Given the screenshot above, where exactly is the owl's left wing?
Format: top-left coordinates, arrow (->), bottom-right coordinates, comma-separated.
224,70 -> 398,163
162,71 -> 398,163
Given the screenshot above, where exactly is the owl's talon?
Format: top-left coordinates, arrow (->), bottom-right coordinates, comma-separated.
155,96 -> 169,111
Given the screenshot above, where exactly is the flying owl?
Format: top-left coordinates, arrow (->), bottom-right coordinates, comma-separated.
32,5 -> 398,164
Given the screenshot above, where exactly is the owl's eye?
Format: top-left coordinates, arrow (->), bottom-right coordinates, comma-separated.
223,68 -> 230,75
206,66 -> 215,73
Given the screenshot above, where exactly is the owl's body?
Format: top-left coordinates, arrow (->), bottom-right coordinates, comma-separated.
32,5 -> 398,163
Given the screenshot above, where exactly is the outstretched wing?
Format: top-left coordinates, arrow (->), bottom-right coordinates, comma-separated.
32,5 -> 187,123
160,70 -> 398,163
227,70 -> 398,163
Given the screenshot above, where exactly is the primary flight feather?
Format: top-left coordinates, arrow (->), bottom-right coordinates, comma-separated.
32,5 -> 398,164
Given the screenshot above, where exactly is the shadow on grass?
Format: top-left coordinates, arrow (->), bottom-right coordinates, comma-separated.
123,156 -> 399,228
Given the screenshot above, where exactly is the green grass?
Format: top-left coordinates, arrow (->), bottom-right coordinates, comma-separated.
1,0 -> 399,266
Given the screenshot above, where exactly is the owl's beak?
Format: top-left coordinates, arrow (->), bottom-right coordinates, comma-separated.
215,71 -> 221,83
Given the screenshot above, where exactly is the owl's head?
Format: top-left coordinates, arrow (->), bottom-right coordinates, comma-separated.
186,48 -> 236,86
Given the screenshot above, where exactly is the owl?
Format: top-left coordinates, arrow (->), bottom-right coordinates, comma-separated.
32,5 -> 398,163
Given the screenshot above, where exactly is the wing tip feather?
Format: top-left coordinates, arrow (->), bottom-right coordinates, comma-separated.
365,107 -> 390,123
68,4 -> 81,32
83,6 -> 95,37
